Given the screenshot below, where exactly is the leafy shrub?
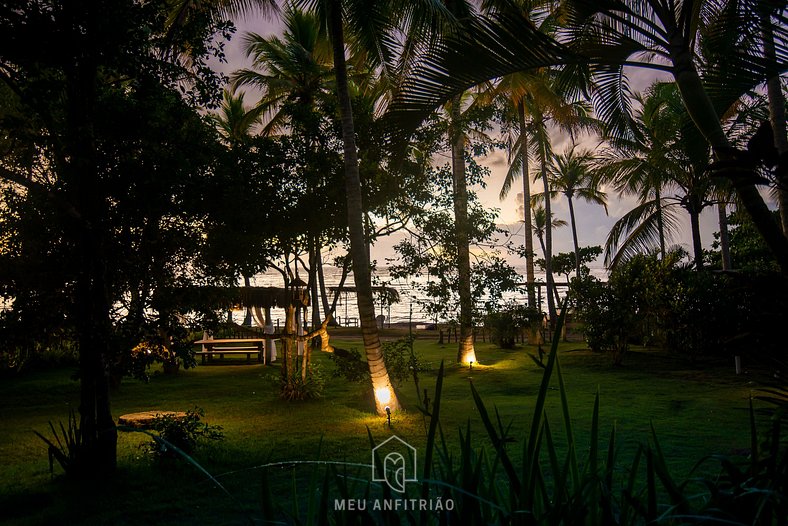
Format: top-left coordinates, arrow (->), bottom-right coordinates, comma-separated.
381,336 -> 429,385
34,410 -> 88,478
662,271 -> 738,358
483,304 -> 542,349
328,347 -> 369,382
573,275 -> 638,365
574,251 -> 683,364
142,407 -> 224,459
280,364 -> 325,401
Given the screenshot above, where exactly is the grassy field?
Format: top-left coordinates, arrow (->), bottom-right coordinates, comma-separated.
0,330 -> 773,525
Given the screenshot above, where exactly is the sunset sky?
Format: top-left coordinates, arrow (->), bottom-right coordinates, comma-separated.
213,13 -> 728,269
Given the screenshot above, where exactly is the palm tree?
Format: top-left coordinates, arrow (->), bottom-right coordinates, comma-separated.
540,146 -> 607,279
760,8 -> 788,233
231,7 -> 333,136
599,83 -> 715,270
388,0 -> 788,274
211,89 -> 264,325
492,0 -> 572,312
595,84 -> 680,263
232,7 -> 336,331
531,204 -> 567,308
296,0 -> 409,415
498,93 -> 538,308
448,93 -> 477,364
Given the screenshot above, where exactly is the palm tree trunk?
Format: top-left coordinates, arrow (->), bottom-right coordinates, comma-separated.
655,189 -> 666,259
670,47 -> 788,274
567,195 -> 581,280
718,202 -> 732,270
450,95 -> 476,364
308,237 -> 321,330
539,143 -> 557,327
518,101 -> 536,308
689,207 -> 703,270
535,232 -> 557,336
761,10 -> 788,234
317,249 -> 332,321
328,0 -> 398,414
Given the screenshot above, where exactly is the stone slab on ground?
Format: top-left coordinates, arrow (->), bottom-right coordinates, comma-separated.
117,411 -> 187,428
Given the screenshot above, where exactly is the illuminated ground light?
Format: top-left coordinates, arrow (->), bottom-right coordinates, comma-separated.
374,386 -> 392,406
458,348 -> 477,366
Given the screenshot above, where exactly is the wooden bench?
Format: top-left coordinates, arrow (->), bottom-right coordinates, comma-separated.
193,338 -> 267,364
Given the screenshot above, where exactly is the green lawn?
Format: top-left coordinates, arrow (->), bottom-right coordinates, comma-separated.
0,333 -> 770,525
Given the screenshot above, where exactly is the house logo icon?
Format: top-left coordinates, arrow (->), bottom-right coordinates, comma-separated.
371,435 -> 418,493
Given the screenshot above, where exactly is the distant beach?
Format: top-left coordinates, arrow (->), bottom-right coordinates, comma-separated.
233,265 -> 608,327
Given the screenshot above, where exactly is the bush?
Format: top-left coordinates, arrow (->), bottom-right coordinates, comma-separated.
381,336 -> 429,385
328,347 -> 369,382
34,410 -> 88,478
483,304 -> 542,349
280,364 -> 325,401
142,407 -> 224,459
0,340 -> 79,376
574,253 -> 682,364
575,251 -> 788,363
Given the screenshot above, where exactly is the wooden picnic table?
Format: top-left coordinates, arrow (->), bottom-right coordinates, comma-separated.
194,338 -> 269,364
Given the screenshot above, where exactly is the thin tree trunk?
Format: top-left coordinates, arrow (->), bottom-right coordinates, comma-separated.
65,5 -> 117,475
718,202 -> 732,270
689,207 -> 704,270
567,195 -> 581,280
762,10 -> 788,234
536,232 -> 559,329
328,0 -> 398,414
655,189 -> 666,259
317,249 -> 332,321
518,101 -> 536,308
450,95 -> 476,364
670,46 -> 788,274
243,275 -> 253,326
539,140 -> 557,327
308,237 -> 321,330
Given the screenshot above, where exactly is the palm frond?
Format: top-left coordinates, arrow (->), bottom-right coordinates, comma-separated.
166,0 -> 278,33
605,198 -> 681,268
386,8 -> 575,141
500,151 -> 525,201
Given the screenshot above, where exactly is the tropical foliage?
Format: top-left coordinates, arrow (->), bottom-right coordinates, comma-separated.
2,0 -> 787,491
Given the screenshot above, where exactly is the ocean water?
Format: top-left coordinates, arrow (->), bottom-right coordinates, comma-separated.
232,265 -> 608,328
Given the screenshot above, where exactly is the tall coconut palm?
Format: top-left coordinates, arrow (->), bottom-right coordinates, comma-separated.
388,0 -> 788,274
496,71 -> 579,312
232,7 -> 336,330
448,93 -> 477,364
559,1 -> 787,273
539,146 -> 607,279
498,94 -> 538,308
599,82 -> 715,270
211,89 -> 265,325
531,203 -> 567,307
492,0 -> 571,312
324,0 -> 399,414
231,7 -> 333,136
438,2 -> 477,366
294,0 -> 430,414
